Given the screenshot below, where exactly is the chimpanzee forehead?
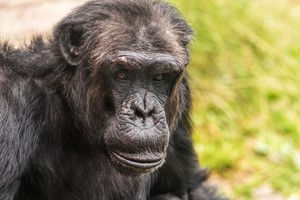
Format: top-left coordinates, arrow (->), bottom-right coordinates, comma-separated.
105,51 -> 184,72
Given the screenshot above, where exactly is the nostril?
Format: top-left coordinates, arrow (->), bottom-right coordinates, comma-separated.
134,108 -> 144,119
133,106 -> 155,122
147,110 -> 154,118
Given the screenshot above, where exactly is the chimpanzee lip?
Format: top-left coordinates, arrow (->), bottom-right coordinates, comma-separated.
110,150 -> 164,171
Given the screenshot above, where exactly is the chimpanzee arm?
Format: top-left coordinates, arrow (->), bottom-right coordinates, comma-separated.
150,122 -> 224,200
150,126 -> 226,200
0,76 -> 46,200
150,193 -> 185,200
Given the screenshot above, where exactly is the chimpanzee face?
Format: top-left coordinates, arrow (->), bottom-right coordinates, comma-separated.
101,51 -> 183,173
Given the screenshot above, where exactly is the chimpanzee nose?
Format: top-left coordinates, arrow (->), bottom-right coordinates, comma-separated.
130,93 -> 155,123
133,104 -> 155,122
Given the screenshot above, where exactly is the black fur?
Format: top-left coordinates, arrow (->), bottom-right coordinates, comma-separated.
0,0 -> 226,199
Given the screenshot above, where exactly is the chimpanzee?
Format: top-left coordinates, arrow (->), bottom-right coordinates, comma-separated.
0,0 -> 225,199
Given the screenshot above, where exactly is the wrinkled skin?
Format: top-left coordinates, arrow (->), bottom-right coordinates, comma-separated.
0,0 -> 226,200
101,52 -> 184,174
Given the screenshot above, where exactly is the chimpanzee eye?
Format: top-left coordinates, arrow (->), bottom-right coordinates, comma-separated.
114,70 -> 129,80
153,74 -> 165,81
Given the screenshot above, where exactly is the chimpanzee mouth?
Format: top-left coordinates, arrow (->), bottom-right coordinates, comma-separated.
110,150 -> 165,173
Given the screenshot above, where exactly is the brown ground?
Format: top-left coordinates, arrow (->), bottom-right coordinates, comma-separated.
0,0 -> 83,44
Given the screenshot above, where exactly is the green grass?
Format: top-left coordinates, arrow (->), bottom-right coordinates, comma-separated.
170,0 -> 300,199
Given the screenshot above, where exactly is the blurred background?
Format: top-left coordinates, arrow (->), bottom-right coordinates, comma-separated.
1,0 -> 300,199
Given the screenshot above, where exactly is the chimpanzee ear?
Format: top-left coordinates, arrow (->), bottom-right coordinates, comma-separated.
59,25 -> 84,66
